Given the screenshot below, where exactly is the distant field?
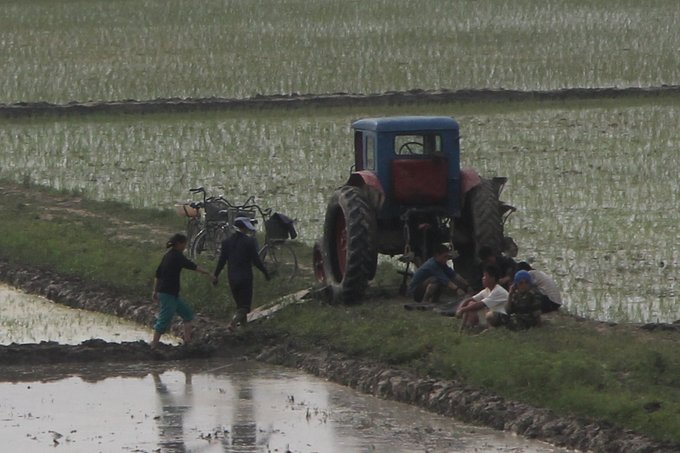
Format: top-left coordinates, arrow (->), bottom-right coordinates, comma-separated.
1,0 -> 679,103
2,96 -> 679,322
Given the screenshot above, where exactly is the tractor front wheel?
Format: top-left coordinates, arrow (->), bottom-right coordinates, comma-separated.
321,186 -> 377,303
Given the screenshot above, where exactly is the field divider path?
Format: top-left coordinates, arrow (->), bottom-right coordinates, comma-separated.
2,85 -> 679,118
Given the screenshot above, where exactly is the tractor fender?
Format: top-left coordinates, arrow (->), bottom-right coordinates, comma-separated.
346,170 -> 385,209
459,167 -> 482,198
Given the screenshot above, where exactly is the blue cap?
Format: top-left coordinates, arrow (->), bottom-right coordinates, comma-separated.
513,270 -> 532,285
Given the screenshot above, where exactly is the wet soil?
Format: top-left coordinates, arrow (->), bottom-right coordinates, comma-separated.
1,86 -> 679,118
1,258 -> 679,452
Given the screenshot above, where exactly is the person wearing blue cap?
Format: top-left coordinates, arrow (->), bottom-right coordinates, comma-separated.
493,270 -> 543,330
516,261 -> 562,313
214,217 -> 270,331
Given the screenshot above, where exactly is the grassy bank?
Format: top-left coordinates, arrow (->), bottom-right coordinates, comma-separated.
0,179 -> 313,318
1,180 -> 680,443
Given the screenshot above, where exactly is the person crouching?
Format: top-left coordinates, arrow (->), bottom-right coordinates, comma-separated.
456,265 -> 508,330
407,243 -> 470,304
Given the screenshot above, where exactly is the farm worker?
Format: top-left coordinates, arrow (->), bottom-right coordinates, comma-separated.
516,261 -> 563,313
151,233 -> 216,348
456,265 -> 508,330
407,243 -> 470,303
478,245 -> 518,290
491,270 -> 544,330
214,217 -> 270,331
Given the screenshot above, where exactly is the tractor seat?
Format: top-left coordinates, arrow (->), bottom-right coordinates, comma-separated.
391,158 -> 448,205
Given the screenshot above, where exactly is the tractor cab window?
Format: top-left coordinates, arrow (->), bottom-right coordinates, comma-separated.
395,134 -> 442,155
365,136 -> 375,170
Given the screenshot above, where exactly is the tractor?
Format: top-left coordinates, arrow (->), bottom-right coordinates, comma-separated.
314,116 -> 516,303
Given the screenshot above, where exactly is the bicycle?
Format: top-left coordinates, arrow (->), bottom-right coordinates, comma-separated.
176,187 -> 232,260
237,200 -> 299,281
177,190 -> 298,279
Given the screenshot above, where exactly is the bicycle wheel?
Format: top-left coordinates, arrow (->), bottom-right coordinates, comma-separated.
189,229 -> 207,259
208,225 -> 229,260
186,218 -> 202,249
260,242 -> 298,281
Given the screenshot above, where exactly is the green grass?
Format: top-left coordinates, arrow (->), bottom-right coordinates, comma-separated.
0,181 -> 313,318
1,0 -> 679,103
2,179 -> 680,443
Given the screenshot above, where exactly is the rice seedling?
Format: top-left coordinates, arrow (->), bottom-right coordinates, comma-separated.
1,99 -> 678,322
0,0 -> 678,103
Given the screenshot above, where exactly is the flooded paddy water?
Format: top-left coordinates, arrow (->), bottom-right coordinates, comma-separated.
0,286 -> 570,452
0,284 -> 178,346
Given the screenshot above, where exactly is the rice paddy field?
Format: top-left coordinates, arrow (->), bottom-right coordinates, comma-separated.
1,0 -> 679,104
2,0 -> 679,324
1,96 -> 679,324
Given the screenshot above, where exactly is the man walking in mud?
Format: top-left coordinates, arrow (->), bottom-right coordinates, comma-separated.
214,217 -> 270,331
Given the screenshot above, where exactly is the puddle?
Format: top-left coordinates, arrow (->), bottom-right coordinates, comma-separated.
0,360 -> 568,453
0,284 -> 178,345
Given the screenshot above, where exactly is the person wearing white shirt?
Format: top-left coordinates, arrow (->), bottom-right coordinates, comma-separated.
456,265 -> 509,329
517,262 -> 562,313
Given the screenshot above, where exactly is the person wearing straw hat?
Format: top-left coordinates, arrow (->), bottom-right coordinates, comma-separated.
214,217 -> 270,331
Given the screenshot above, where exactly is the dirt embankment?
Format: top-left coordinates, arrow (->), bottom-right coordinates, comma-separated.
1,258 -> 679,453
1,85 -> 679,118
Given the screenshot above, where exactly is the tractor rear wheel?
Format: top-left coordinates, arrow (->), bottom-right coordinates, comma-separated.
454,178 -> 503,288
322,185 -> 377,303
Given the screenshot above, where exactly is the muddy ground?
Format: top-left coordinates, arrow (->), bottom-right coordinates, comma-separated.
1,85 -> 679,118
1,258 -> 680,452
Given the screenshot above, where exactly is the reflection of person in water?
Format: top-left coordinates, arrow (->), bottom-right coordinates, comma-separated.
152,370 -> 193,453
222,384 -> 258,452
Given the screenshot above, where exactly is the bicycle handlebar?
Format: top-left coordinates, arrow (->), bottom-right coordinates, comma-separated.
187,187 -> 273,222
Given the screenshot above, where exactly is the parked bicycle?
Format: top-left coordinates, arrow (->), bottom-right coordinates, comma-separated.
250,203 -> 299,282
175,189 -> 299,280
175,187 -> 232,260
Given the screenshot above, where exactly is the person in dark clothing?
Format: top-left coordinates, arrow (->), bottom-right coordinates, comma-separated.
151,233 -> 216,348
407,243 -> 470,303
478,245 -> 518,290
214,217 -> 270,331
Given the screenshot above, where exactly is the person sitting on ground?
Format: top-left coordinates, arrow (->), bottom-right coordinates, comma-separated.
456,265 -> 508,329
516,261 -> 562,313
407,243 -> 470,304
478,245 -> 518,290
495,270 -> 543,330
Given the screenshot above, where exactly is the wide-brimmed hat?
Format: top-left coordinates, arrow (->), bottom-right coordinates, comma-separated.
234,217 -> 256,232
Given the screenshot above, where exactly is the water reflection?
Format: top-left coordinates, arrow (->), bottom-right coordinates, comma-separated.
153,370 -> 192,452
0,360 -> 569,452
227,385 -> 258,452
